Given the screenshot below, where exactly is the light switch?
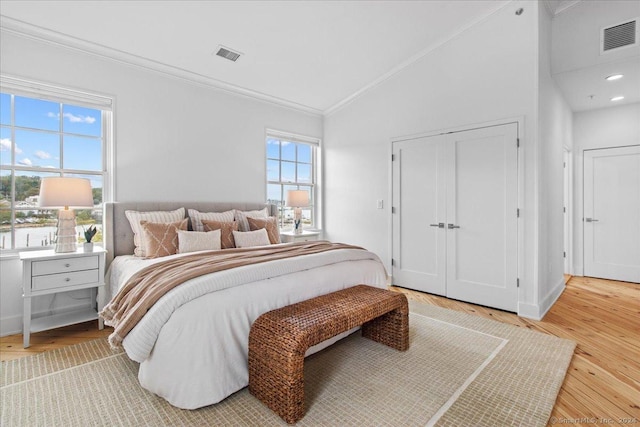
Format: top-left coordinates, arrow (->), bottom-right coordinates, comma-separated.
377,200 -> 384,209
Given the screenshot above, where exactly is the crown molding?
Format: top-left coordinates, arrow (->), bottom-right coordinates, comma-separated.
0,15 -> 323,117
323,0 -> 511,116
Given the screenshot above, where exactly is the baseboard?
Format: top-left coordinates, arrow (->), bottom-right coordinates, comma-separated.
517,278 -> 566,321
0,315 -> 22,337
538,278 -> 566,319
517,301 -> 542,320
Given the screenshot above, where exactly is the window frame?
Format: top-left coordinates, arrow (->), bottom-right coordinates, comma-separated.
266,129 -> 322,231
0,75 -> 114,253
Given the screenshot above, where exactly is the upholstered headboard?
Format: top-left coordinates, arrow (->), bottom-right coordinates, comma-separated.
104,202 -> 277,267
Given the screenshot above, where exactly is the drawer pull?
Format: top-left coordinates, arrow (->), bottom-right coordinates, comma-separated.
65,278 -> 71,282
65,263 -> 71,268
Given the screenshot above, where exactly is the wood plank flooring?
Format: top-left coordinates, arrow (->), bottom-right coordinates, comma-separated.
1,276 -> 638,425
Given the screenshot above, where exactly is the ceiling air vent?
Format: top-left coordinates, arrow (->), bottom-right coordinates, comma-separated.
602,19 -> 637,52
215,46 -> 242,62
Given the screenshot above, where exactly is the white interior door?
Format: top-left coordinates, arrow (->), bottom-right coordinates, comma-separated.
392,136 -> 447,295
584,146 -> 640,283
392,123 -> 519,311
445,124 -> 519,312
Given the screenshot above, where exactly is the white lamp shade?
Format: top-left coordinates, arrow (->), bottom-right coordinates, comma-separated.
286,190 -> 310,208
39,177 -> 94,208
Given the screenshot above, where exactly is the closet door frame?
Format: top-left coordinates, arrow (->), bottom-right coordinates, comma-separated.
389,118 -> 524,310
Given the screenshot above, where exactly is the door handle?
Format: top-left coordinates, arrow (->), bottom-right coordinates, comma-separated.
585,218 -> 599,222
429,223 -> 445,228
448,224 -> 460,229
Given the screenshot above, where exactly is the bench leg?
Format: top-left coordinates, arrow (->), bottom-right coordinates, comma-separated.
248,337 -> 307,424
362,302 -> 409,351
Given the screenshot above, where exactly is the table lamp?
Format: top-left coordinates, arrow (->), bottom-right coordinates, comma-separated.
286,190 -> 310,234
38,177 -> 94,253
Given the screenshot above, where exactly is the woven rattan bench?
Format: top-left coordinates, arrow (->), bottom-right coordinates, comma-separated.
248,284 -> 409,424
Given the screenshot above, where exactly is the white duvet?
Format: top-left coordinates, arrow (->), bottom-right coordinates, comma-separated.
107,244 -> 388,409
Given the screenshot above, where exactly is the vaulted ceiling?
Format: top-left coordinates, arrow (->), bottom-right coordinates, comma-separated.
1,1 -> 638,115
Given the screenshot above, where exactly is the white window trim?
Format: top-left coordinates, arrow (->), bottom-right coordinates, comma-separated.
266,128 -> 322,231
0,74 -> 115,253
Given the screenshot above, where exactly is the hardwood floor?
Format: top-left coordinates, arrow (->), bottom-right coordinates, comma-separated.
391,276 -> 640,424
1,276 -> 638,424
0,320 -> 112,362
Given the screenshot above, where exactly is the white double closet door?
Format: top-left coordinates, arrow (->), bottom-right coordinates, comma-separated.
392,123 -> 518,312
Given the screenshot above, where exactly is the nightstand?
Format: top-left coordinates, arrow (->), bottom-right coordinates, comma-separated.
19,247 -> 106,348
280,230 -> 321,243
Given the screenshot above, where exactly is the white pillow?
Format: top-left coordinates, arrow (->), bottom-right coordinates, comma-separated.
125,207 -> 185,257
188,209 -> 235,232
232,228 -> 270,248
234,207 -> 269,232
178,229 -> 221,253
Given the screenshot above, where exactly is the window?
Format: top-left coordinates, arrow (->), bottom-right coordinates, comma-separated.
266,130 -> 320,231
0,76 -> 113,251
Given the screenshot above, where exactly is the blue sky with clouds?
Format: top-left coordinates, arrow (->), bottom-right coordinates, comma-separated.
0,93 -> 102,187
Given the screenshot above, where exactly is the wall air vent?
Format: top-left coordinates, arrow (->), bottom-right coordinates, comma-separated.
215,46 -> 242,62
602,19 -> 637,52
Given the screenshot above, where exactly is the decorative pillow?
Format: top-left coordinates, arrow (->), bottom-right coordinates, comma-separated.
140,218 -> 188,258
201,220 -> 239,249
177,229 -> 221,254
188,209 -> 235,232
125,207 -> 185,257
234,207 -> 269,232
232,228 -> 270,248
247,216 -> 280,244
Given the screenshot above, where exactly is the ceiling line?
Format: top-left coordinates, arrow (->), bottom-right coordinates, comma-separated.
0,15 -> 324,117
322,0 -> 511,116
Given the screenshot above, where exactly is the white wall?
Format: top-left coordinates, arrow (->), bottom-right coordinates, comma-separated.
0,31 -> 323,336
572,102 -> 640,275
323,1 -> 546,315
537,5 -> 574,315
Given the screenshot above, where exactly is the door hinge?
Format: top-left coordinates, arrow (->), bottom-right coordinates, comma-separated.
392,154 -> 396,161
391,258 -> 396,266
563,207 -> 566,213
517,278 -> 520,288
516,138 -> 520,148
517,208 -> 520,218
563,251 -> 566,258
392,207 -> 397,214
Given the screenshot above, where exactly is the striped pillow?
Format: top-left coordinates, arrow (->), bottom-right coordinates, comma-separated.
188,209 -> 235,232
125,208 -> 185,257
234,207 -> 269,232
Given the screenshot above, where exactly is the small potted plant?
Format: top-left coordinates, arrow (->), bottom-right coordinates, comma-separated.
83,225 -> 97,252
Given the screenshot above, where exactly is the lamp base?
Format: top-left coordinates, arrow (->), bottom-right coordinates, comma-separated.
55,209 -> 78,253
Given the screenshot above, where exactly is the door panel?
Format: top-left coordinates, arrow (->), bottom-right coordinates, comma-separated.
392,123 -> 519,311
445,124 -> 519,311
392,136 -> 446,295
584,146 -> 640,283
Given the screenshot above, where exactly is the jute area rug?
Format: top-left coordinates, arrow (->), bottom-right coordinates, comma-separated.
1,301 -> 575,426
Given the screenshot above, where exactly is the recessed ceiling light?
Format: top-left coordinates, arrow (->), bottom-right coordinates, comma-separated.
605,74 -> 624,81
611,96 -> 625,102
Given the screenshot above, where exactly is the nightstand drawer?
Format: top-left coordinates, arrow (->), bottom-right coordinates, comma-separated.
32,256 -> 99,276
32,269 -> 100,292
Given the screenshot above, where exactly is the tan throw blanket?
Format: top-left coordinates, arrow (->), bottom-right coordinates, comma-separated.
100,241 -> 363,348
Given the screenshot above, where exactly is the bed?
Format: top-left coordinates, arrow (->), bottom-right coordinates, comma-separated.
103,201 -> 388,409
